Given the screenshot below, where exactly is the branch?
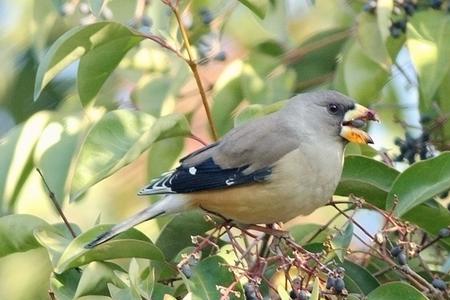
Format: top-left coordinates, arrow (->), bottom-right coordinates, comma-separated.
36,168 -> 77,238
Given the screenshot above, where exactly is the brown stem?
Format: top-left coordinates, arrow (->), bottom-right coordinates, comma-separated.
170,4 -> 219,140
48,290 -> 56,300
36,169 -> 77,238
188,133 -> 209,146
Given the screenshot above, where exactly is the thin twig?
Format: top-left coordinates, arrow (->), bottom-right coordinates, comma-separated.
168,2 -> 219,140
188,133 -> 209,146
36,169 -> 77,238
48,290 -> 56,300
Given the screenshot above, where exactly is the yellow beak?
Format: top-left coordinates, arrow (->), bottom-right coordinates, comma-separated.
340,104 -> 379,144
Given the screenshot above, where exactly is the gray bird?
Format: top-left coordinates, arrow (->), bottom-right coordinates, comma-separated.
86,90 -> 377,248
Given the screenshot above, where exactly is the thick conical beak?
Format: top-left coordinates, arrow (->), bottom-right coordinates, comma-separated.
340,104 -> 379,144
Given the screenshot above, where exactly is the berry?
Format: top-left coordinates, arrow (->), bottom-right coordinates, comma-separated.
326,276 -> 336,289
298,290 -> 310,300
430,0 -> 442,9
214,51 -> 227,61
439,190 -> 449,199
334,278 -> 345,294
200,8 -> 213,25
244,283 -> 258,300
404,2 -> 416,15
363,1 -> 377,14
397,251 -> 408,265
180,264 -> 193,278
438,227 -> 450,238
290,290 -> 298,299
432,278 -> 447,291
390,245 -> 403,257
390,24 -> 403,38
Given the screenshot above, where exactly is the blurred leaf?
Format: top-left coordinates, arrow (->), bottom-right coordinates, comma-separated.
234,100 -> 287,127
407,11 -> 450,108
276,285 -> 290,300
155,211 -> 215,261
131,75 -> 174,117
34,22 -> 143,104
376,0 -> 393,43
367,282 -> 428,300
34,225 -> 72,267
148,137 -> 184,181
339,260 -> 380,295
186,255 -> 243,299
50,269 -> 81,300
212,61 -> 244,136
107,283 -> 139,300
0,214 -> 49,257
238,0 -> 269,19
341,40 -> 389,105
75,261 -> 126,298
0,112 -> 51,212
437,70 -> 450,141
386,152 -> 450,216
152,283 -> 175,300
34,115 -> 88,204
330,221 -> 353,263
344,143 -> 378,157
55,225 -> 164,273
310,277 -> 320,300
336,155 -> 399,208
289,223 -> 331,245
70,111 -> 190,201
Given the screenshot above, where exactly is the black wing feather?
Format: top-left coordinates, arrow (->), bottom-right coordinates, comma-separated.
138,157 -> 272,195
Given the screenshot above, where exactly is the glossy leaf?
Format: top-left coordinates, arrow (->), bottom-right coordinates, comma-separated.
339,260 -> 380,295
34,22 -> 143,104
34,225 -> 73,267
407,11 -> 450,107
55,225 -> 164,273
186,255 -> 243,299
50,269 -> 81,300
330,221 -> 353,263
148,137 -> 184,181
289,223 -> 331,245
234,100 -> 287,127
0,214 -> 49,257
70,111 -> 190,201
0,112 -> 51,212
336,155 -> 399,208
367,282 -> 428,300
386,152 -> 450,216
238,0 -> 269,19
155,211 -> 215,261
34,115 -> 88,204
75,261 -> 126,298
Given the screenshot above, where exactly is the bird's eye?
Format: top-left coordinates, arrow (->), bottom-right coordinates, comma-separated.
327,103 -> 340,115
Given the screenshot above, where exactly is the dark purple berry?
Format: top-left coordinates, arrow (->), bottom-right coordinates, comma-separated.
244,283 -> 258,300
390,245 -> 403,257
200,8 -> 214,25
326,276 -> 336,289
390,25 -> 403,38
404,3 -> 416,15
180,264 -> 193,278
438,228 -> 450,238
363,1 -> 377,14
214,51 -> 227,61
290,289 -> 298,299
298,290 -> 310,300
430,0 -> 443,9
432,278 -> 447,291
334,278 -> 345,293
397,251 -> 408,265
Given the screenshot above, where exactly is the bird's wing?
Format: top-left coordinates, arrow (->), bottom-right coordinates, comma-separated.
138,113 -> 299,195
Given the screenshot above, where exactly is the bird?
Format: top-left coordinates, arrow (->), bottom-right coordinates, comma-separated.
86,90 -> 378,248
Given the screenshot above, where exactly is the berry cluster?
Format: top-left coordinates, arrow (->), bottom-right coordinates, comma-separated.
364,0 -> 450,39
394,132 -> 434,164
390,245 -> 408,265
325,267 -> 346,295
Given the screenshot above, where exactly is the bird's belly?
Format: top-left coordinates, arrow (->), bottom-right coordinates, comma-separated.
190,149 -> 341,224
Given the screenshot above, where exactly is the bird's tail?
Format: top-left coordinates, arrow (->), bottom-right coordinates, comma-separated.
85,194 -> 190,249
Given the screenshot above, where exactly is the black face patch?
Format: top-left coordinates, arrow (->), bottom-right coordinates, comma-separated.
139,157 -> 272,195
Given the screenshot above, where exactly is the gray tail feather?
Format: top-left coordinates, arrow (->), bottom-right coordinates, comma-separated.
85,206 -> 165,249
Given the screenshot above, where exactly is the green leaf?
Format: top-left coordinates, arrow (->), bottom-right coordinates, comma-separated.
234,100 -> 287,127
155,211 -> 215,261
356,12 -> 392,69
34,115 -> 88,204
70,111 -> 190,201
289,223 -> 331,245
238,0 -> 269,19
407,11 -> 450,107
34,225 -> 72,268
367,282 -> 428,300
339,260 -> 380,295
75,261 -> 126,298
330,221 -> 353,263
403,202 -> 450,249
55,225 -> 164,273
148,137 -> 184,180
0,214 -> 49,257
34,21 -> 143,104
336,155 -> 399,208
50,269 -> 81,300
0,111 -> 51,212
341,39 -> 389,105
386,152 -> 450,216
212,60 -> 244,136
186,256 -> 243,299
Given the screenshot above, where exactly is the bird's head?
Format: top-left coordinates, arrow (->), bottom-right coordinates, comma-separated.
287,91 -> 379,144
